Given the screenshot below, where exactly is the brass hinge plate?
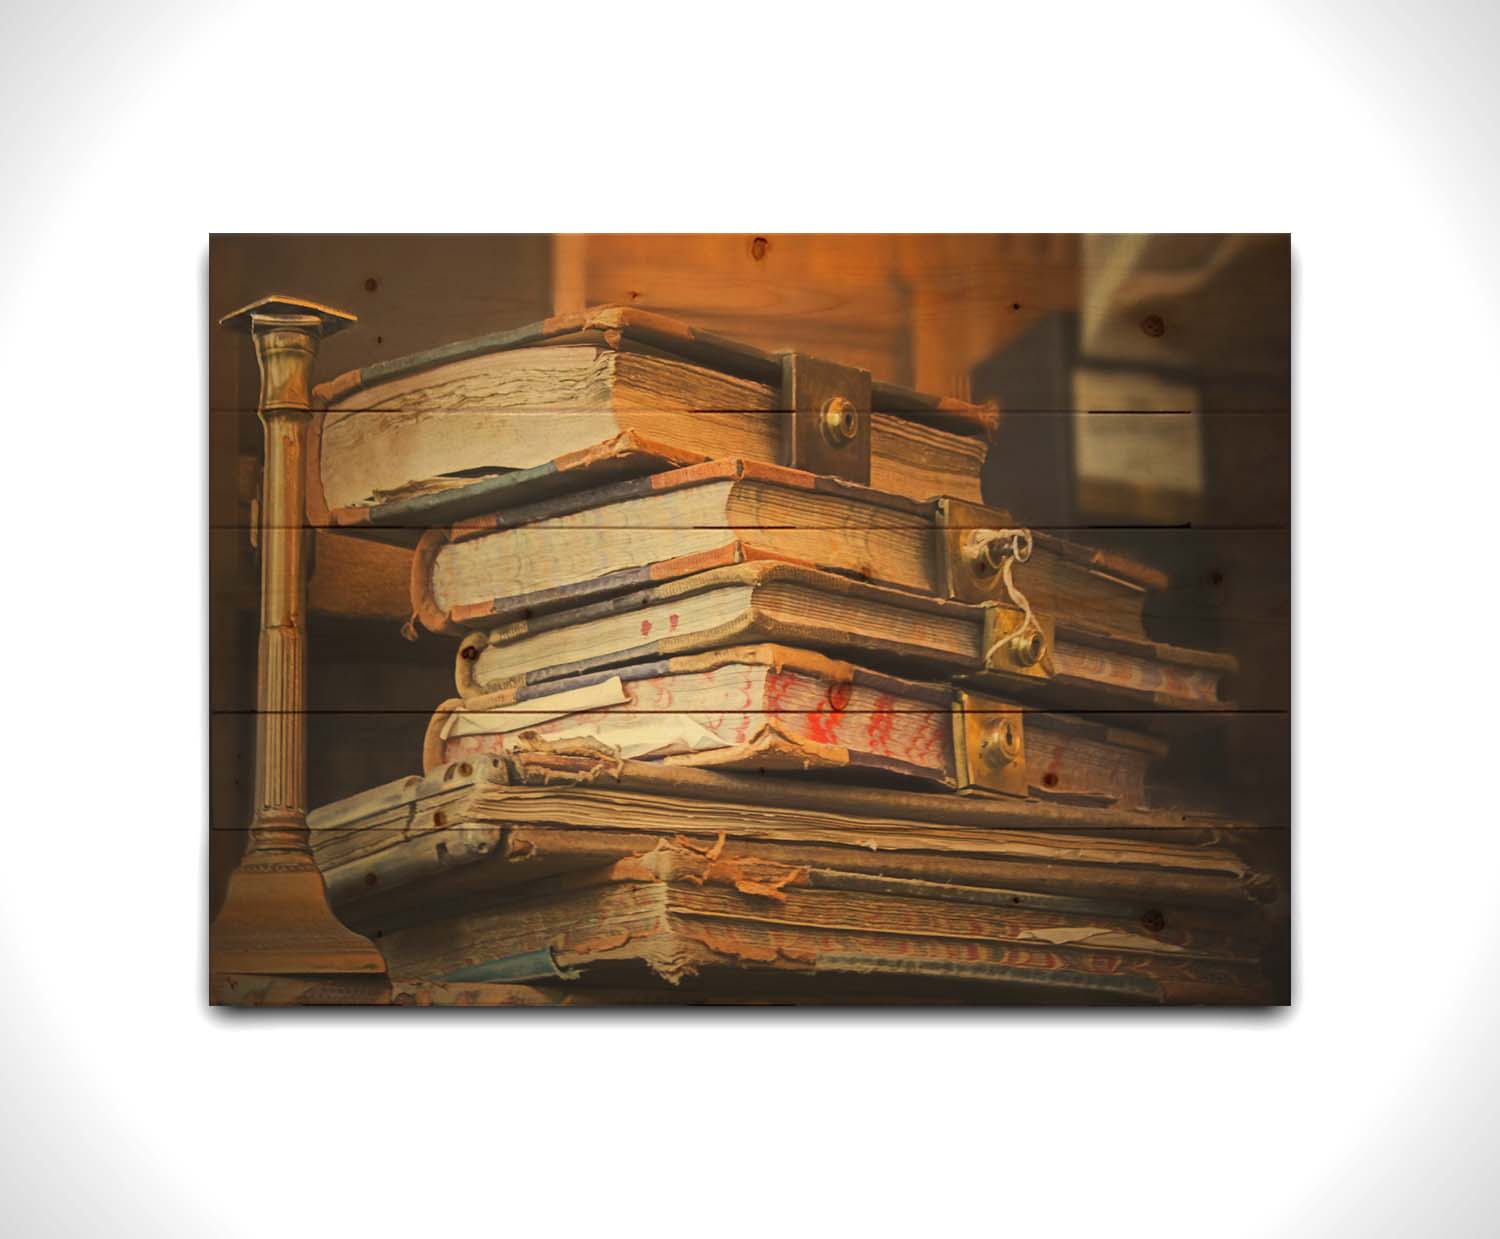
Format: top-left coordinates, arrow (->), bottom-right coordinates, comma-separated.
934,497 -> 1019,603
951,690 -> 1027,796
780,352 -> 872,484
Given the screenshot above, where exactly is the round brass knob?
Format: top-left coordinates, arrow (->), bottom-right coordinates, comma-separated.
963,529 -> 1007,578
820,396 -> 860,447
1007,628 -> 1047,667
979,716 -> 1021,768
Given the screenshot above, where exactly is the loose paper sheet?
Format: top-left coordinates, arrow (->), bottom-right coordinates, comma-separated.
441,677 -> 632,739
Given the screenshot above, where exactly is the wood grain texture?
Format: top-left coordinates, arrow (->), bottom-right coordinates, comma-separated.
209,234 -> 1289,1002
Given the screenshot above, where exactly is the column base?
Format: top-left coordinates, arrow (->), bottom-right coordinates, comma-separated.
210,853 -> 387,977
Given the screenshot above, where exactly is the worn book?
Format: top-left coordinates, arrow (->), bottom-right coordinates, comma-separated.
378,859 -> 1271,1004
451,561 -> 1237,710
308,754 -> 1277,923
307,305 -> 995,526
306,759 -> 1275,1004
411,457 -> 1161,638
424,643 -> 1167,804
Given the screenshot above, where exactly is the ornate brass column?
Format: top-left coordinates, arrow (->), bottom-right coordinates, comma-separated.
212,295 -> 387,979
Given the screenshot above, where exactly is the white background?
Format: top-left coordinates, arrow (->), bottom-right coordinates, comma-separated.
2,2 -> 1497,1234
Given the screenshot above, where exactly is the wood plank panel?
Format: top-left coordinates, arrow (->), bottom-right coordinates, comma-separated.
208,233 -> 1290,1001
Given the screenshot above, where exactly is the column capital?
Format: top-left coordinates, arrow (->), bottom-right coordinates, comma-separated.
221,296 -> 356,415
219,293 -> 357,336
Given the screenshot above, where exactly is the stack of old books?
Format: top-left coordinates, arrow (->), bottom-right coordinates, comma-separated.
304,306 -> 1279,1004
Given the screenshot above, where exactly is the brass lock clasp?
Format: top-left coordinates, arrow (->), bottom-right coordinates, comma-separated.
951,690 -> 1027,796
781,352 -> 872,483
